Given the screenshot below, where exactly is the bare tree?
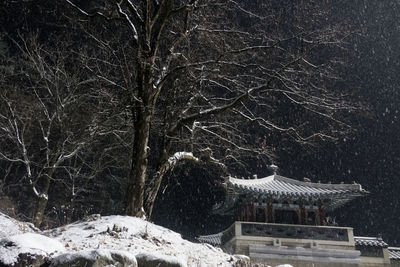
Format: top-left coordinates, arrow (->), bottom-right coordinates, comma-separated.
0,33 -> 126,227
64,0 -> 356,219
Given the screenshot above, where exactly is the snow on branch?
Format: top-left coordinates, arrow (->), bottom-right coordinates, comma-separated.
117,3 -> 139,41
65,0 -> 107,18
33,187 -> 48,200
167,152 -> 198,167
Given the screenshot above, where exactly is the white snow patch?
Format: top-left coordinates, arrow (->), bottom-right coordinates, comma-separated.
50,249 -> 137,266
0,212 -> 295,266
0,233 -> 65,265
168,152 -> 199,165
33,186 -> 40,197
45,215 -> 241,266
0,213 -> 38,238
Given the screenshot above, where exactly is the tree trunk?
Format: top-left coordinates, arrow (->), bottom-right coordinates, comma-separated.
32,194 -> 48,228
31,173 -> 52,228
143,131 -> 171,218
125,110 -> 152,217
124,1 -> 170,217
144,159 -> 169,219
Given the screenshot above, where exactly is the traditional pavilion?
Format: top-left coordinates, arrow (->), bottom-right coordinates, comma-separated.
212,174 -> 367,226
197,172 -> 395,267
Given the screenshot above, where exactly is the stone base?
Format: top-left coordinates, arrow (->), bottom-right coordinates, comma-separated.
249,244 -> 360,267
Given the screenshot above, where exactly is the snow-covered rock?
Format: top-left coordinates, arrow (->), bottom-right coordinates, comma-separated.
0,232 -> 65,266
0,212 -> 297,266
50,249 -> 137,267
0,212 -> 38,238
136,252 -> 185,267
231,255 -> 251,267
45,215 -> 247,266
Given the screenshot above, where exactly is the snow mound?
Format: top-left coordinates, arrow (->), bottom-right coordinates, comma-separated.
136,252 -> 186,267
0,213 -> 38,238
46,215 -> 243,266
0,232 -> 65,265
50,249 -> 137,267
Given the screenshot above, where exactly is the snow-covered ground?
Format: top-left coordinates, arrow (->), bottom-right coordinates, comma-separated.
0,232 -> 65,265
0,213 -> 247,266
0,212 -> 293,266
45,214 -> 243,266
0,212 -> 37,238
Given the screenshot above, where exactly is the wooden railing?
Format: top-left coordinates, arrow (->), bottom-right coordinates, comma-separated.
221,221 -> 353,246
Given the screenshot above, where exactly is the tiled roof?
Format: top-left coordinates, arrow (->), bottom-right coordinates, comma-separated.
389,247 -> 400,260
229,175 -> 367,198
197,232 -> 222,246
227,175 -> 367,210
212,174 -> 368,214
354,236 -> 388,248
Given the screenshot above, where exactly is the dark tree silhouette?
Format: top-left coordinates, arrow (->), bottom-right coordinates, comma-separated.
65,0 -> 356,218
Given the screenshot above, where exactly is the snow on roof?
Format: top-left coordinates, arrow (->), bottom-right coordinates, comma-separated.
228,175 -> 366,197
197,232 -> 223,246
354,236 -> 388,248
211,175 -> 368,215
389,247 -> 400,260
225,175 -> 366,209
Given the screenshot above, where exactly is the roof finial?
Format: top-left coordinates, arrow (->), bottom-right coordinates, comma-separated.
269,164 -> 279,175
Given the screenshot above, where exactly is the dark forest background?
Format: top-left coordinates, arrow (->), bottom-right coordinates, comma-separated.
0,1 -> 399,245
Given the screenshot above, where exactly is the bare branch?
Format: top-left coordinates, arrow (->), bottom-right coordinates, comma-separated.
117,2 -> 139,41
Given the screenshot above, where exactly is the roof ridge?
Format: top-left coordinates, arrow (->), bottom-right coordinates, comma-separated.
275,175 -> 363,191
229,174 -> 366,192
354,236 -> 381,239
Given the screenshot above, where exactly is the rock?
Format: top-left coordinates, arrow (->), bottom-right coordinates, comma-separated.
0,233 -> 64,267
0,253 -> 48,267
0,212 -> 38,238
50,249 -> 137,267
232,255 -> 251,267
135,253 -> 185,267
83,214 -> 101,222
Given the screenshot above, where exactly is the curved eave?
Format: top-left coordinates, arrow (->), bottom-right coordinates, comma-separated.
211,186 -> 237,215
232,183 -> 367,195
197,232 -> 223,246
228,175 -> 368,206
326,191 -> 368,211
227,175 -> 365,193
389,247 -> 400,260
355,236 -> 389,248
211,175 -> 368,215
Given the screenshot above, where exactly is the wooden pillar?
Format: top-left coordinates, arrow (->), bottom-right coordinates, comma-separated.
249,200 -> 255,221
245,200 -> 249,221
267,201 -> 273,223
264,206 -> 268,222
299,203 -> 307,225
318,204 -> 327,226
